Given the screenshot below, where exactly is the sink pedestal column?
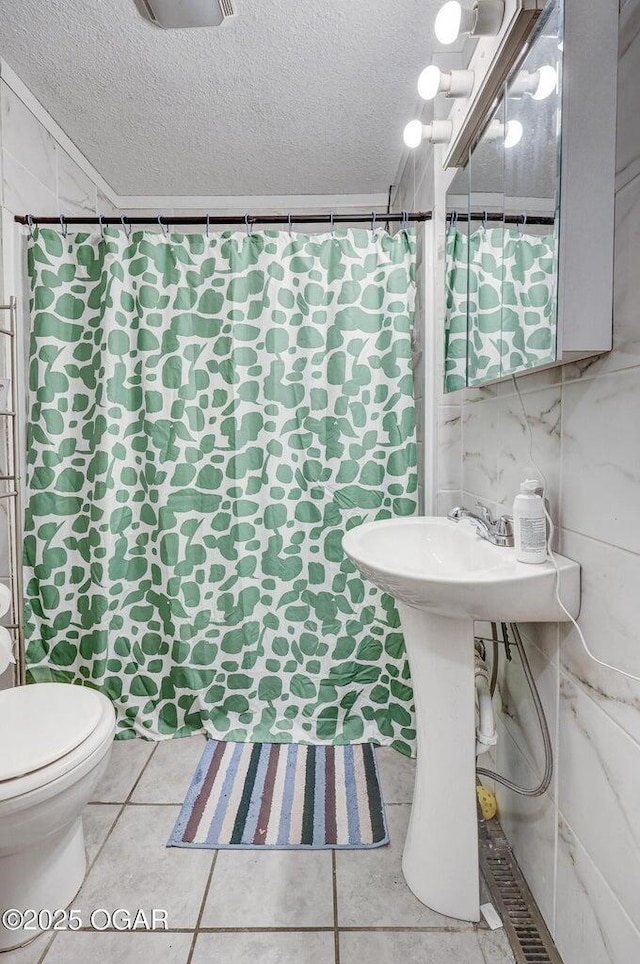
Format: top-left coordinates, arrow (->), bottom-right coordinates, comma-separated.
397,604 -> 479,922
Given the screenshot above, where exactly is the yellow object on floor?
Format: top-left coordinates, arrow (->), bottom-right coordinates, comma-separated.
477,785 -> 497,820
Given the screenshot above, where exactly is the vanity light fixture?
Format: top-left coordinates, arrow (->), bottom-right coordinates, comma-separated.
403,120 -> 453,148
484,118 -> 523,147
509,64 -> 557,100
417,65 -> 475,100
504,119 -> 523,148
434,0 -> 505,46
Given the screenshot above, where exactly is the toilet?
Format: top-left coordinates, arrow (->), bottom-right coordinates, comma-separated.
0,682 -> 116,951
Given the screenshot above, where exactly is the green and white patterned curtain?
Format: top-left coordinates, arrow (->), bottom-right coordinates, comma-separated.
443,224 -> 468,393
500,227 -> 557,375
24,227 -> 418,755
444,223 -> 557,390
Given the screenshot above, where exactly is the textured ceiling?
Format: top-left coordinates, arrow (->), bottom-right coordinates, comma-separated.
0,0 -> 443,197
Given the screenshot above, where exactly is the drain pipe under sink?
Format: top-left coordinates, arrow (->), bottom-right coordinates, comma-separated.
474,653 -> 497,757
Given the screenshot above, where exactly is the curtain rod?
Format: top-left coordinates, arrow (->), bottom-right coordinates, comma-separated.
449,212 -> 556,226
14,211 -> 432,227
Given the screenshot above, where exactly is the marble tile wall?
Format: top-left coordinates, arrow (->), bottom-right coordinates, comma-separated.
0,80 -> 106,219
446,3 -> 640,961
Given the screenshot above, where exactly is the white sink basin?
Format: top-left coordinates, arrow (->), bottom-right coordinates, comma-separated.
343,516 -> 580,622
342,515 -> 581,923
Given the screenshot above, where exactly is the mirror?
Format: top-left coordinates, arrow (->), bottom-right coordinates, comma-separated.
444,0 -> 563,391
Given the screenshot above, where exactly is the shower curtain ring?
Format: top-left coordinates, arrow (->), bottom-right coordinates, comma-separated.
98,214 -> 105,240
401,210 -> 409,231
59,215 -> 68,238
519,213 -> 527,235
371,211 -> 376,232
330,212 -> 335,236
26,214 -> 34,240
206,214 -> 210,238
158,215 -> 169,239
121,216 -> 131,240
288,213 -> 292,236
245,214 -> 252,237
482,210 -> 488,229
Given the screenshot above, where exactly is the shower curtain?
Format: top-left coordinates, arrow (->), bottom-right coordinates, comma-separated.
443,224 -> 469,393
444,223 -> 557,389
24,226 -> 418,755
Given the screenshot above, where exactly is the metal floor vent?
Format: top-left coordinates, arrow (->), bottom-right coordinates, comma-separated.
479,815 -> 564,964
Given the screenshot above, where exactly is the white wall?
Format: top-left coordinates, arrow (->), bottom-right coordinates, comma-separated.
419,2 -> 640,961
392,146 -> 435,513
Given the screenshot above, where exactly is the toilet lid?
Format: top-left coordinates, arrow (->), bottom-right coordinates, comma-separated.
0,683 -> 104,781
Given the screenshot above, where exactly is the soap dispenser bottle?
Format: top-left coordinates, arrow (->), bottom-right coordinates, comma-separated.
513,479 -> 547,564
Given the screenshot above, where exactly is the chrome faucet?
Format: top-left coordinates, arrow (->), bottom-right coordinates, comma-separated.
448,503 -> 515,547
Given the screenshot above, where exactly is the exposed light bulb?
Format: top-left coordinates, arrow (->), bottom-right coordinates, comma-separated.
403,120 -> 425,149
418,65 -> 474,100
510,65 -> 557,100
434,1 -> 504,45
532,64 -> 557,100
418,65 -> 442,101
434,1 -> 463,44
403,119 -> 453,148
504,119 -> 523,149
484,119 -> 523,148
485,119 -> 504,141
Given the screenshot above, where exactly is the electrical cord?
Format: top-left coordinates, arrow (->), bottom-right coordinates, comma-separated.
511,374 -> 640,684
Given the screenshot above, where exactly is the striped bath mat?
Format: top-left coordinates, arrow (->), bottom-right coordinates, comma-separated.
168,741 -> 388,850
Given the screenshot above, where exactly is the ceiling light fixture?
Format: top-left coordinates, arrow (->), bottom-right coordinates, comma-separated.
434,1 -> 505,46
403,120 -> 453,148
509,65 -> 558,100
417,65 -> 475,100
134,0 -> 235,29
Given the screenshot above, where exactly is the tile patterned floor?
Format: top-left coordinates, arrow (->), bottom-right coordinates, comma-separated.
4,737 -> 516,964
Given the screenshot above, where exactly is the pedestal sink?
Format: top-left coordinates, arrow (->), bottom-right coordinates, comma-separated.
342,516 -> 580,922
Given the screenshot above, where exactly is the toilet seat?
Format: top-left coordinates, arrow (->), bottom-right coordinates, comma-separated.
0,683 -> 115,802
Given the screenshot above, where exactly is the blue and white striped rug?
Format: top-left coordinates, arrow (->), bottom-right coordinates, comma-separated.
168,741 -> 388,850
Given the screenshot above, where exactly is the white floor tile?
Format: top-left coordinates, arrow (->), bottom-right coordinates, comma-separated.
477,928 -> 517,963
336,805 -> 471,928
0,932 -> 54,964
375,747 -> 415,804
42,931 -> 192,964
83,804 -> 121,865
75,805 -> 212,929
201,849 -> 333,927
91,739 -> 156,803
340,930 -> 489,964
130,735 -> 206,804
191,932 -> 334,964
